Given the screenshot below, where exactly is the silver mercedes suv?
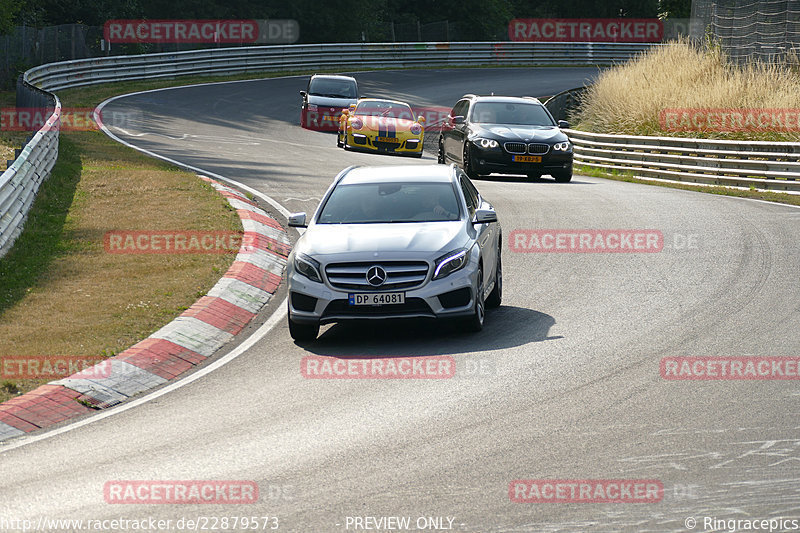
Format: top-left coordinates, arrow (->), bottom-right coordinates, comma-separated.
286,164 -> 502,341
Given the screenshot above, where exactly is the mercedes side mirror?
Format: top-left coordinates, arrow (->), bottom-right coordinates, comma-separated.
474,209 -> 498,224
288,212 -> 307,228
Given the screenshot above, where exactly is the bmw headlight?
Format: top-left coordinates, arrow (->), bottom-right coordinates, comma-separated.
553,141 -> 572,151
473,138 -> 499,149
433,248 -> 470,280
295,253 -> 322,283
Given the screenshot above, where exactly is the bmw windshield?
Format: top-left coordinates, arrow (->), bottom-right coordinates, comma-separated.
471,102 -> 555,126
317,182 -> 461,224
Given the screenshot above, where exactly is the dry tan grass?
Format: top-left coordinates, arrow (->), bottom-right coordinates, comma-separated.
576,39 -> 800,140
0,126 -> 241,403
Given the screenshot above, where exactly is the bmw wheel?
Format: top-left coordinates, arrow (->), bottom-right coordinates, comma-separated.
463,145 -> 480,180
553,166 -> 573,183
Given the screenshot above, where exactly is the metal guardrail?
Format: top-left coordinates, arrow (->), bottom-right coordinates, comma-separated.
0,78 -> 60,259
542,86 -> 588,123
567,128 -> 800,192
0,41 -> 656,260
26,41 -> 654,91
3,38 -> 797,262
543,86 -> 800,192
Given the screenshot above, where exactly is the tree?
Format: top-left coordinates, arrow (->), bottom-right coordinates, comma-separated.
0,0 -> 22,34
658,0 -> 692,19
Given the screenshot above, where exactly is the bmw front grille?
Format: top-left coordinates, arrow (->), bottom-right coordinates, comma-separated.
504,142 -> 527,154
527,143 -> 550,154
503,142 -> 551,155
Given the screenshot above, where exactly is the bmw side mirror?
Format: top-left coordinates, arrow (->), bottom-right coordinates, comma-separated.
288,212 -> 307,228
299,90 -> 307,97
558,120 -> 569,129
474,209 -> 498,224
452,116 -> 466,125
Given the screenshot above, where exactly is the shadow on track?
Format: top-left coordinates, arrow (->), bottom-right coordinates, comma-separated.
477,174 -> 595,185
300,305 -> 561,357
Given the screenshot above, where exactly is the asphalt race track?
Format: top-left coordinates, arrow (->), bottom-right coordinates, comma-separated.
1,68 -> 799,532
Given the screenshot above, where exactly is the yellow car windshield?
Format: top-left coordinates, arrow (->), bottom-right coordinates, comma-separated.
355,102 -> 414,120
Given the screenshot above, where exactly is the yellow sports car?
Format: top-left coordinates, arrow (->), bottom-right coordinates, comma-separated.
337,98 -> 425,157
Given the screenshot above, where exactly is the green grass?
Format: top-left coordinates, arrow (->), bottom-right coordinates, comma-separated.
577,164 -> 800,206
0,136 -> 82,314
0,84 -> 242,404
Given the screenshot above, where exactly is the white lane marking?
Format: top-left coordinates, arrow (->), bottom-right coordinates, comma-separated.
110,127 -> 265,146
0,82 -> 311,452
284,197 -> 321,203
10,74 -> 793,452
112,127 -> 189,140
0,301 -> 287,453
94,95 -> 291,219
109,126 -> 340,151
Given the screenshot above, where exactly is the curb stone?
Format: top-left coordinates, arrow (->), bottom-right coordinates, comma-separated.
0,176 -> 289,441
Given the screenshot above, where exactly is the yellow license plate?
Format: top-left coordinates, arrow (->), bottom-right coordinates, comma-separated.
513,155 -> 542,163
376,136 -> 399,143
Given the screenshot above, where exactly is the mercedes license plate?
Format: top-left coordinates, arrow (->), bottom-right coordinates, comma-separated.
349,292 -> 405,306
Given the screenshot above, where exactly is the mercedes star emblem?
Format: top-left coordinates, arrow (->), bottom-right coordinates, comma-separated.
366,266 -> 387,287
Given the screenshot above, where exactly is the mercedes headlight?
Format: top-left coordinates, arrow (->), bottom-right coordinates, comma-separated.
433,248 -> 470,280
295,253 -> 322,283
